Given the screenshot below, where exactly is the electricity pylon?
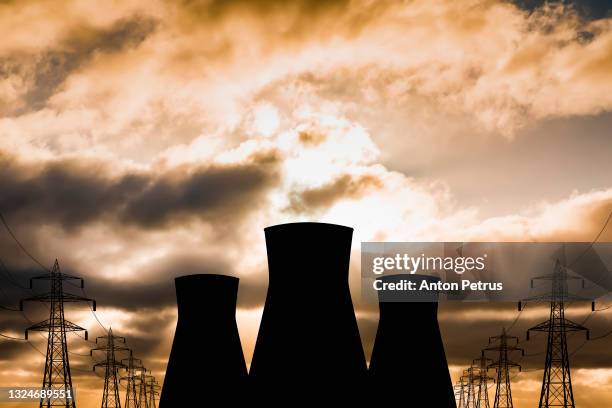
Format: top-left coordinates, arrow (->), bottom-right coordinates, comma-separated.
137,368 -> 151,408
461,367 -> 479,408
483,328 -> 523,408
525,258 -> 591,407
21,259 -> 96,408
120,353 -> 142,408
145,377 -> 160,408
92,328 -> 129,408
473,357 -> 495,408
455,380 -> 467,408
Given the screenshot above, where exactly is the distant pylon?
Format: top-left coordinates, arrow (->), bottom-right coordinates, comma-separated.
21,259 -> 96,408
145,377 -> 160,408
473,357 -> 495,408
461,367 -> 479,408
92,328 -> 129,408
524,257 -> 591,407
120,353 -> 142,408
455,380 -> 467,408
483,328 -> 523,408
137,368 -> 151,408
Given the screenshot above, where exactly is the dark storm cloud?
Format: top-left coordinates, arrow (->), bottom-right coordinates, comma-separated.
49,253 -> 268,311
1,15 -> 157,114
514,0 -> 611,20
175,0 -> 386,43
121,164 -> 274,228
181,0 -> 350,18
0,151 -> 279,231
81,278 -> 176,311
287,173 -> 383,213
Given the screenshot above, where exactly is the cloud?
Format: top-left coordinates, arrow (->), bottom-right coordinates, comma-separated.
22,16 -> 157,112
0,148 -> 280,231
0,2 -> 611,406
515,0 -> 612,20
288,173 -> 384,213
73,253 -> 267,311
465,189 -> 612,242
2,0 -> 612,168
0,15 -> 157,115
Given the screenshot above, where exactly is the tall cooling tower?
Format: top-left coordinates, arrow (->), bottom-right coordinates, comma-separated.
159,274 -> 247,406
369,274 -> 456,407
250,222 -> 367,398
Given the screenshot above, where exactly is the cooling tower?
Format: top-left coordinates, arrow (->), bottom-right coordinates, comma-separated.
250,222 -> 367,398
159,274 -> 247,407
369,274 -> 456,407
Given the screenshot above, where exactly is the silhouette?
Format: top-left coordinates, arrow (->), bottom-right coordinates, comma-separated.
250,222 -> 367,400
159,274 -> 247,407
369,274 -> 456,407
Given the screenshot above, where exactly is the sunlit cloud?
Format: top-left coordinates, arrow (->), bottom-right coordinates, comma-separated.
1,1 -> 611,407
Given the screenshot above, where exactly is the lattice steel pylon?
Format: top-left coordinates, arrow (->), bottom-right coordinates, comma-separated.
21,259 -> 96,408
92,328 -> 129,408
461,367 -> 479,408
455,380 -> 467,408
137,368 -> 150,408
483,328 -> 523,408
473,357 -> 495,408
145,377 -> 160,408
120,353 -> 142,408
525,258 -> 591,407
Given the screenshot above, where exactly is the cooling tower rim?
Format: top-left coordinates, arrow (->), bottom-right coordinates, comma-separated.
174,274 -> 239,284
264,222 -> 353,233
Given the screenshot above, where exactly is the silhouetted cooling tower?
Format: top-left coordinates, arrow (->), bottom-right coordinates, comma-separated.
159,274 -> 247,407
250,222 -> 367,398
369,274 -> 456,407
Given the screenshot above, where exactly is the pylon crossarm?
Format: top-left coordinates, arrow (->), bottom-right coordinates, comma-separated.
487,362 -> 521,370
21,292 -> 95,303
523,293 -> 593,303
26,319 -> 85,332
94,361 -> 127,369
531,273 -> 582,282
488,334 -> 519,343
483,345 -> 521,353
564,319 -> 589,332
528,320 -> 551,332
95,337 -> 127,345
92,346 -> 130,354
31,272 -> 84,282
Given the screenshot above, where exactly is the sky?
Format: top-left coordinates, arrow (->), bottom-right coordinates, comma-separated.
0,0 -> 612,406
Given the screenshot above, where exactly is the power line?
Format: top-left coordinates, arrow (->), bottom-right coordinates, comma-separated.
506,303 -> 526,334
0,332 -> 25,340
0,258 -> 34,292
25,339 -> 46,357
82,287 -> 108,331
567,209 -> 612,268
0,212 -> 107,333
0,210 -> 148,395
0,212 -> 50,271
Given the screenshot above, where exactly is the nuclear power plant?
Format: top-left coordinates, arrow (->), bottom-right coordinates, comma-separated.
155,222 -> 456,405
1,220 -> 609,408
